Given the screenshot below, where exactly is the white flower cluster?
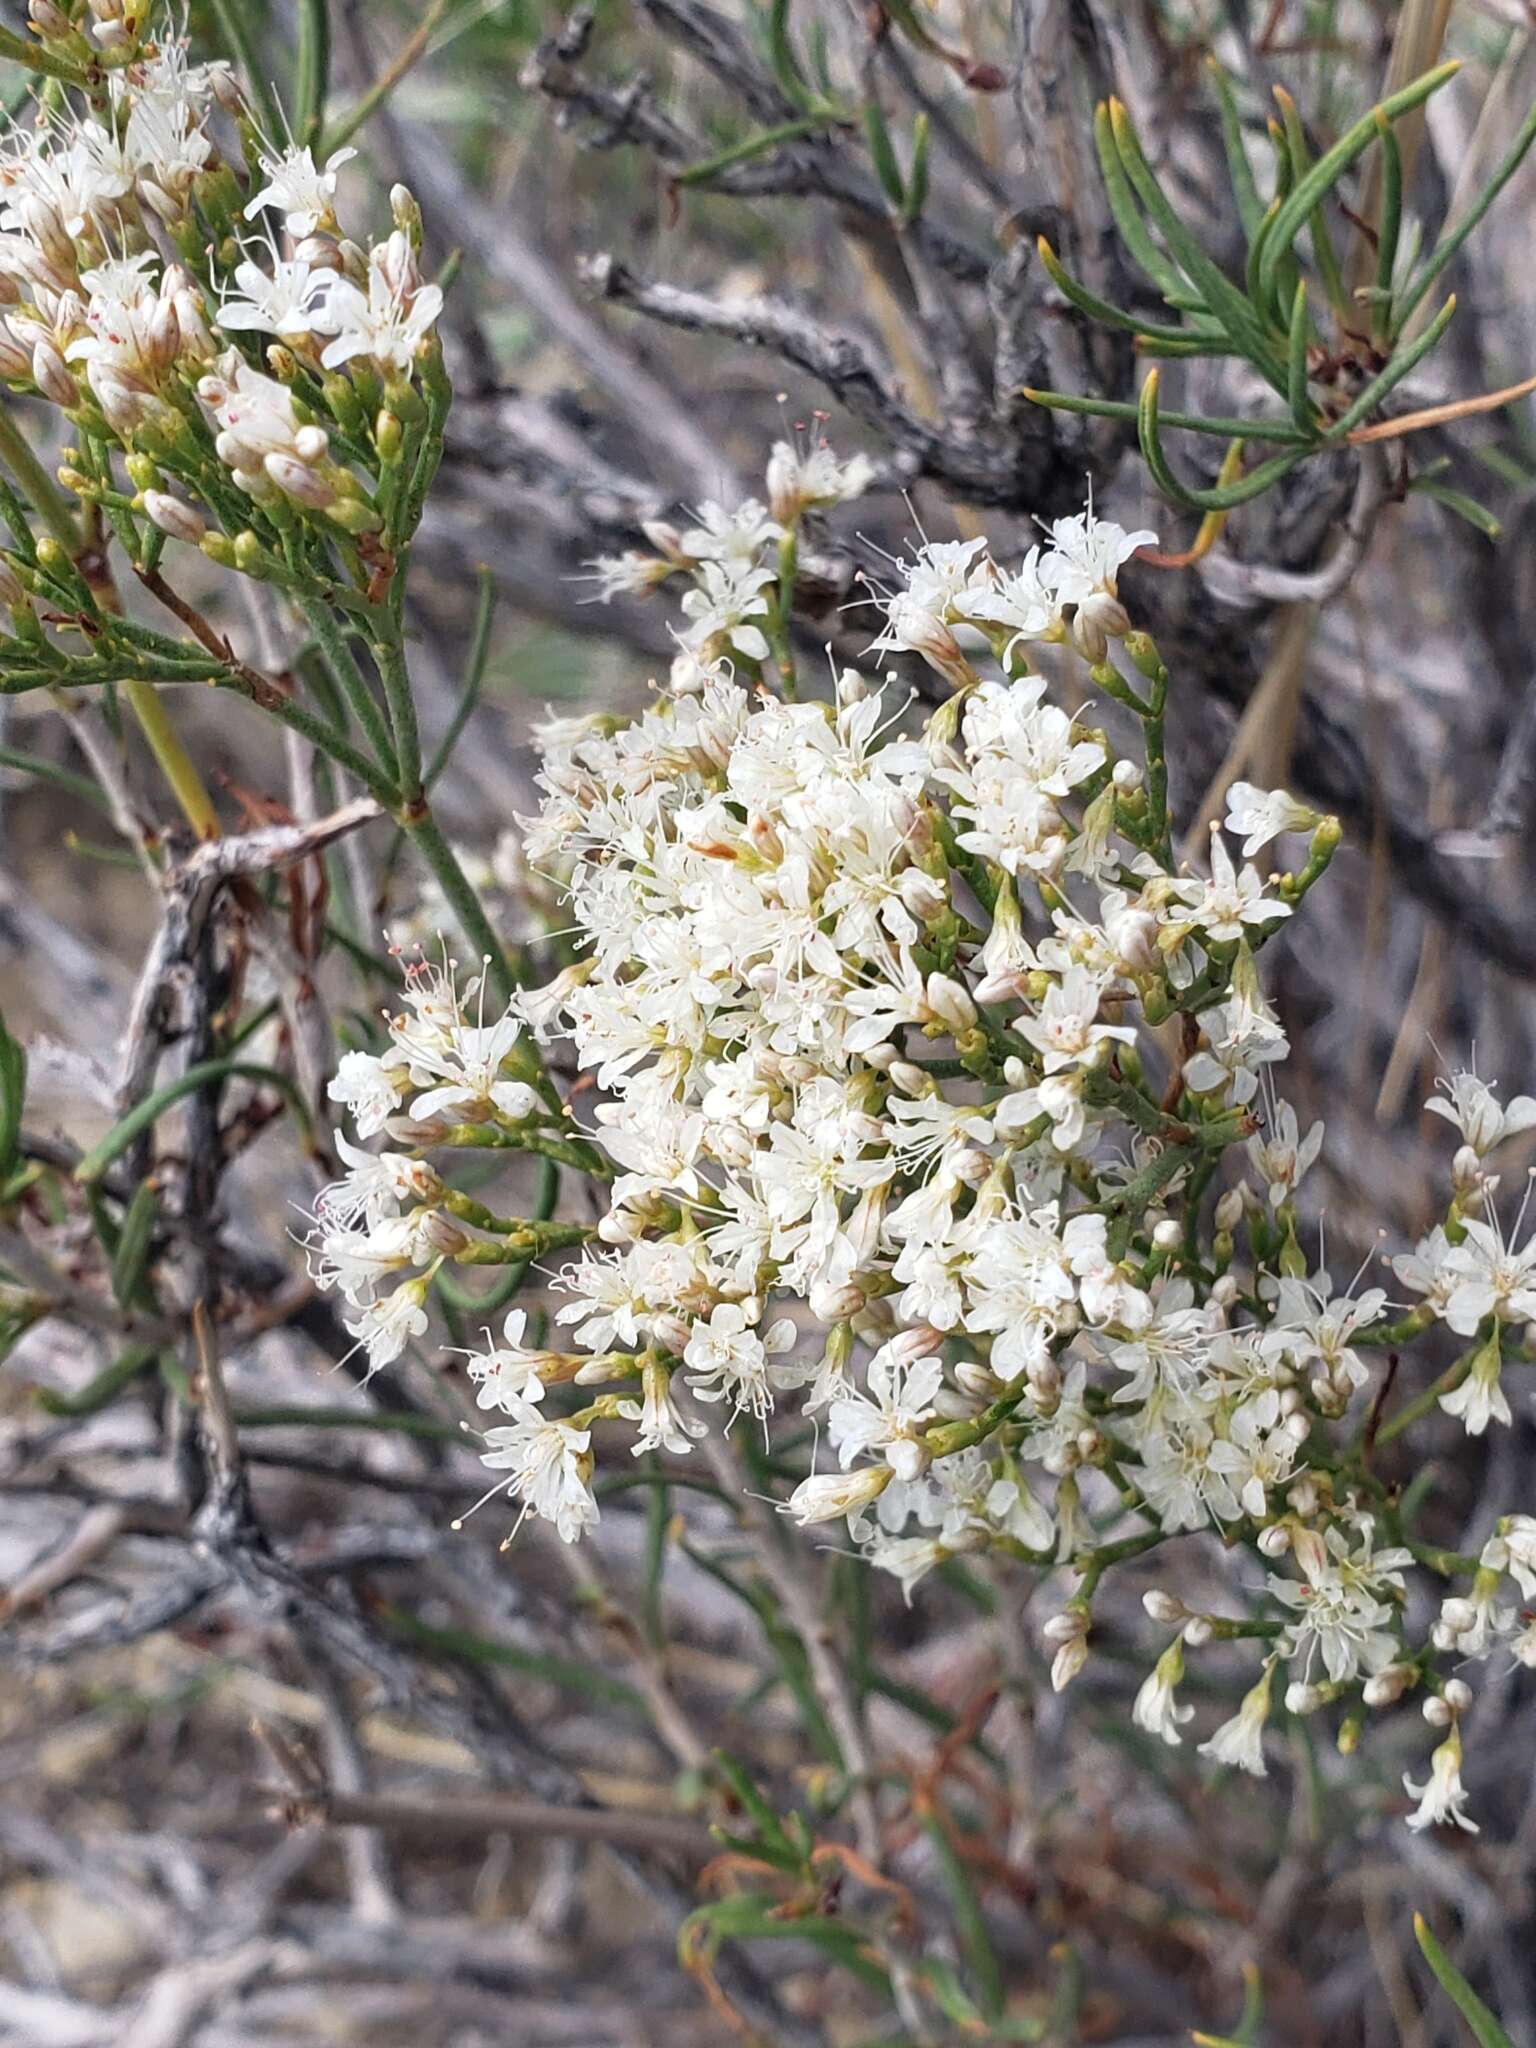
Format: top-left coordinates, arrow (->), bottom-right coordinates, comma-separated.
0,29 -> 441,531
320,444 -> 1536,1832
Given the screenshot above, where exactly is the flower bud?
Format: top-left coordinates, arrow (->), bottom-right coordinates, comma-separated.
1443,1677 -> 1473,1714
925,972 -> 975,1034
143,491 -> 206,544
1051,1635 -> 1088,1692
952,1359 -> 1002,1402
1362,1665 -> 1413,1707
264,452 -> 335,508
1214,1188 -> 1244,1233
1285,1682 -> 1324,1715
1043,1608 -> 1088,1646
1151,1218 -> 1182,1253
31,336 -> 75,407
1183,1615 -> 1213,1648
885,1060 -> 928,1095
886,1437 -> 931,1484
1142,1590 -> 1188,1624
1423,1694 -> 1453,1729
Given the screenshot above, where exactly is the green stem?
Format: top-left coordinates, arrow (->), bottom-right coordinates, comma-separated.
401,807 -> 514,1007
432,1123 -> 612,1178
296,592 -> 397,775
376,627 -> 423,799
0,406 -> 78,549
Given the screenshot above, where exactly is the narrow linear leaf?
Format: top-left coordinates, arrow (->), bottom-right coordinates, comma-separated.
1373,112 -> 1403,341
293,0 -> 331,145
862,100 -> 907,210
0,1008 -> 25,1183
1395,90 -> 1536,339
1414,1914 -> 1515,2048
1286,278 -> 1316,436
1410,478 -> 1502,539
110,1179 -> 159,1308
1138,370 -> 1308,510
1258,60 -> 1460,315
1206,61 -> 1264,241
1036,238 -> 1217,347
1274,86 -> 1349,321
1108,100 -> 1285,382
1346,371 -> 1536,444
900,112 -> 929,225
74,1060 -> 313,1184
1020,387 -> 1310,443
1092,102 -> 1199,308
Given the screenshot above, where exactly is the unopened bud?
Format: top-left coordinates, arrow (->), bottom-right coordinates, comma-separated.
925,972 -> 975,1034
143,491 -> 206,544
32,336 -> 75,407
1214,1188 -> 1244,1233
1151,1218 -> 1182,1253
1142,1590 -> 1188,1624
29,0 -> 72,36
264,452 -> 335,508
1423,1694 -> 1453,1729
1362,1664 -> 1413,1707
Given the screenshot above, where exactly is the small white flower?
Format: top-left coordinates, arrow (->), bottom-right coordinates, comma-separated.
1132,1634 -> 1194,1746
471,1392 -> 598,1545
1404,1726 -> 1478,1834
1439,1330 -> 1511,1436
1427,1072 -> 1536,1157
1198,1660 -> 1274,1776
1222,782 -> 1316,858
218,249 -> 322,339
309,239 -> 444,375
782,1464 -> 893,1526
765,437 -> 873,521
245,142 -> 357,236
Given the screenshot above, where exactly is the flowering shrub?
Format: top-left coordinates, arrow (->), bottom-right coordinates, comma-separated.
300,436 -> 1536,1838
3,5 -> 1536,2038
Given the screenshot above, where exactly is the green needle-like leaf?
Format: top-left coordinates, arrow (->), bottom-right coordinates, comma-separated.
1020,387 -> 1311,442
1207,61 -> 1264,241
1373,111 -> 1403,342
1395,89 -> 1536,339
1414,1915 -> 1515,2048
1257,61 -> 1460,316
1287,278 -> 1316,436
1108,99 -> 1285,382
1036,238 -> 1225,348
1138,370 -> 1309,510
